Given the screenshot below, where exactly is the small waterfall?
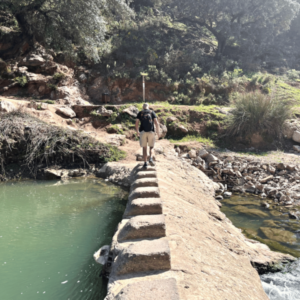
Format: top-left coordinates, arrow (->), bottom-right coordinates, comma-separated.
260,259 -> 300,300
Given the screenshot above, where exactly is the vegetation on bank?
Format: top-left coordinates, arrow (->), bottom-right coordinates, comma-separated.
0,110 -> 126,177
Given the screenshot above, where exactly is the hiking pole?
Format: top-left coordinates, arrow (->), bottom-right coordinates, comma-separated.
140,72 -> 148,103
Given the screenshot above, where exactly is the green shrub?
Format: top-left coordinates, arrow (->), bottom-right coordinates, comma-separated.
14,76 -> 28,87
228,91 -> 293,138
53,72 -> 65,82
47,84 -> 58,91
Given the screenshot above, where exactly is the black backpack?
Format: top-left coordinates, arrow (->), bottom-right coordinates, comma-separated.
140,110 -> 153,132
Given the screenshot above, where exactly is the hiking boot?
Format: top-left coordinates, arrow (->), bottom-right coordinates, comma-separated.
149,158 -> 155,166
143,162 -> 148,169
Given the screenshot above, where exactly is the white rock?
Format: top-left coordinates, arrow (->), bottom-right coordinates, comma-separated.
0,100 -> 17,113
293,131 -> 300,143
293,145 -> 300,152
56,106 -> 76,118
223,192 -> 232,198
198,149 -> 209,158
188,150 -> 197,159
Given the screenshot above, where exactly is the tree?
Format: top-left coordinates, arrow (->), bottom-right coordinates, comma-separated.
164,0 -> 300,58
0,0 -> 133,61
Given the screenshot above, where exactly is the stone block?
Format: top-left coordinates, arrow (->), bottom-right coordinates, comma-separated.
124,198 -> 163,217
114,278 -> 179,300
118,215 -> 166,241
135,171 -> 157,180
129,187 -> 160,202
114,239 -> 171,275
131,178 -> 159,190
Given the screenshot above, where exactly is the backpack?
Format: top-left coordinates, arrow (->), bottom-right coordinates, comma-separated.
140,109 -> 153,132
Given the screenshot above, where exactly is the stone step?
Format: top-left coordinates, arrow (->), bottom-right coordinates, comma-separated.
114,278 -> 179,300
135,171 -> 157,180
118,215 -> 166,241
129,187 -> 160,202
136,165 -> 156,172
131,178 -> 159,190
124,198 -> 163,217
114,239 -> 171,275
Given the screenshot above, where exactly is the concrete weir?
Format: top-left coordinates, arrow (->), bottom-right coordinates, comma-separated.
104,165 -> 180,300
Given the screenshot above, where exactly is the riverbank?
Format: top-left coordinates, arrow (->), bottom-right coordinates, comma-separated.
104,140 -> 294,300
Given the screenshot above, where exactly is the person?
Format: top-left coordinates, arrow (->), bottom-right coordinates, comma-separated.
135,103 -> 159,169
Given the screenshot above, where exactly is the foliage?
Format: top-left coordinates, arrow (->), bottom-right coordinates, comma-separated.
47,83 -> 57,91
13,76 -> 27,87
165,0 -> 300,58
53,72 -> 65,82
0,0 -> 133,60
168,135 -> 214,147
228,91 -> 294,138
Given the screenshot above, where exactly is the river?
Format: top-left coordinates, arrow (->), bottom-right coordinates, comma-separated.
0,178 -> 127,300
221,194 -> 300,300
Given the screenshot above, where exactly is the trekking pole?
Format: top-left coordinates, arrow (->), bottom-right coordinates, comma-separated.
140,72 -> 148,103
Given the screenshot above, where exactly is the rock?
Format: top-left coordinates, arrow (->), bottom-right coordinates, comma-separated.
20,54 -> 45,67
122,106 -> 139,118
166,116 -> 177,123
283,120 -> 300,139
44,169 -> 68,179
261,202 -> 270,209
96,106 -> 114,117
0,58 -> 7,73
215,195 -> 223,201
26,72 -> 49,84
188,150 -> 197,159
234,206 -> 269,218
261,193 -> 267,198
260,175 -> 274,184
177,124 -> 188,133
56,106 -> 76,118
78,73 -> 88,83
175,147 -> 181,154
276,163 -> 286,170
205,154 -> 218,164
288,211 -> 300,220
106,134 -> 126,146
0,100 -> 16,113
260,227 -> 297,244
223,191 -> 232,198
68,169 -> 86,177
198,149 -> 209,159
157,123 -> 167,139
268,165 -> 276,174
293,131 -> 300,143
293,145 -> 300,152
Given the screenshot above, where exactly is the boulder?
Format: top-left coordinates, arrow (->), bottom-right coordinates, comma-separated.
260,227 -> 297,244
122,106 -> 139,118
177,124 -> 188,133
26,72 -> 49,84
283,120 -> 300,139
205,154 -> 218,164
293,145 -> 300,152
166,116 -> 177,123
20,54 -> 45,67
158,123 -> 167,139
198,149 -> 209,159
292,131 -> 300,143
106,134 -> 126,147
0,100 -> 16,113
288,211 -> 300,220
223,191 -> 232,198
96,106 -> 113,117
188,149 -> 197,159
260,176 -> 274,184
56,106 -> 76,118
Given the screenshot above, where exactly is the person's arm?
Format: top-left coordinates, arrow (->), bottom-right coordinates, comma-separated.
154,118 -> 160,137
135,119 -> 140,137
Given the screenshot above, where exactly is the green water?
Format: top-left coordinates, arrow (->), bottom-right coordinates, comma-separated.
0,178 -> 127,300
220,194 -> 300,257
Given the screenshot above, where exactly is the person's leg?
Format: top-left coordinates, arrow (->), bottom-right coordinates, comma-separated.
148,132 -> 155,166
143,147 -> 147,162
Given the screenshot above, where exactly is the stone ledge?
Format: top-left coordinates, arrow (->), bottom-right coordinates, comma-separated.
118,215 -> 166,241
114,278 -> 179,300
136,171 -> 157,180
129,187 -> 160,202
113,239 -> 171,275
124,198 -> 163,217
131,178 -> 159,190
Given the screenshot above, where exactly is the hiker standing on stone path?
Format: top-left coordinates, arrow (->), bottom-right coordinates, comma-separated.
135,103 -> 159,169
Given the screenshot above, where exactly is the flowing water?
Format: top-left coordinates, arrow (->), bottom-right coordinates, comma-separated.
221,195 -> 300,300
0,178 -> 127,300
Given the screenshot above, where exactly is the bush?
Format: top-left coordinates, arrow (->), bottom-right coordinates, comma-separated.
228,91 -> 293,138
53,72 -> 65,82
14,76 -> 28,87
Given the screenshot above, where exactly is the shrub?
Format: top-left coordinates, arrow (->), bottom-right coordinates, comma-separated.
14,76 -> 28,87
228,91 -> 293,138
47,84 -> 58,91
53,72 -> 65,82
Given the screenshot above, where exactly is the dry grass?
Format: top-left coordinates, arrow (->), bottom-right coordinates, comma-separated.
0,109 -> 125,177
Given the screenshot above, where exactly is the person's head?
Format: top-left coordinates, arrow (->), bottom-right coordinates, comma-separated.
143,103 -> 149,110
